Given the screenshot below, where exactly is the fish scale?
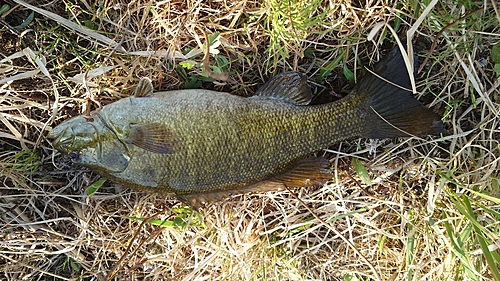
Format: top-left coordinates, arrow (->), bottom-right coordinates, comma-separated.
48,47 -> 445,208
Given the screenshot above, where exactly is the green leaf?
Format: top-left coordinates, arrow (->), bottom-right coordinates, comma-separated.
174,216 -> 187,227
179,60 -> 197,70
455,194 -> 500,281
316,53 -> 343,83
494,64 -> 500,77
83,19 -> 97,30
128,216 -> 176,227
443,220 -> 478,281
378,234 -> 387,254
352,157 -> 371,186
344,273 -> 359,281
69,259 -> 80,272
215,55 -> 230,70
394,13 -> 402,32
405,209 -> 416,281
175,65 -> 188,79
475,225 -> 500,281
14,11 -> 34,29
86,178 -> 106,196
326,207 -> 370,223
128,206 -> 204,229
208,32 -> 220,45
0,4 -> 10,15
343,64 -> 355,85
492,177 -> 500,198
462,187 -> 500,204
492,43 -> 500,63
210,65 -> 223,74
185,76 -> 202,89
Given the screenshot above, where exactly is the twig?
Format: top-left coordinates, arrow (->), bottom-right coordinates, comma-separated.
197,26 -> 229,81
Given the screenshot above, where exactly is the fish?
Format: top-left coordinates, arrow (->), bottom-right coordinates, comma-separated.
47,47 -> 445,208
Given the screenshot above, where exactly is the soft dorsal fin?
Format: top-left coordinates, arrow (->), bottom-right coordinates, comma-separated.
126,123 -> 175,154
133,77 -> 154,97
254,72 -> 312,105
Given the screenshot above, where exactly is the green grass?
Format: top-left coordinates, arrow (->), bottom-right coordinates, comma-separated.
262,0 -> 338,71
0,150 -> 39,183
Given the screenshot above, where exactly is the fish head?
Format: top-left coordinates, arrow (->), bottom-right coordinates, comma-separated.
47,115 -> 130,174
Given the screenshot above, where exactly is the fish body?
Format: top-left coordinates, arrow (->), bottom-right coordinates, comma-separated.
48,47 -> 444,207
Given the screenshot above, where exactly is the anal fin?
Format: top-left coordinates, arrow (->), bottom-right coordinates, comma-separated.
268,156 -> 331,187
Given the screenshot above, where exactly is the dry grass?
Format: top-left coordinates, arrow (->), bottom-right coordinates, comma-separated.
1,0 -> 500,280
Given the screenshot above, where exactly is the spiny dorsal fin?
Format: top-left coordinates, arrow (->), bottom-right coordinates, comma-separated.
254,72 -> 312,105
134,77 -> 154,97
126,123 -> 174,154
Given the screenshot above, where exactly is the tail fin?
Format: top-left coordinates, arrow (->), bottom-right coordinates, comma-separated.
355,46 -> 445,138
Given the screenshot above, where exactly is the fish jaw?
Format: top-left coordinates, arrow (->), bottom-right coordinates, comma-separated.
48,116 -> 95,154
47,115 -> 130,174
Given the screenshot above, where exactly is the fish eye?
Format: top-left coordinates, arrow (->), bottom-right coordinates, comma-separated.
69,152 -> 80,162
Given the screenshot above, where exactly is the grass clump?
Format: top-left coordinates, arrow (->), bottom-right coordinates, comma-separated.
0,150 -> 39,178
262,0 -> 332,70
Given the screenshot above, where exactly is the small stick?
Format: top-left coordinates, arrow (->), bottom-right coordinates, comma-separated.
197,26 -> 229,81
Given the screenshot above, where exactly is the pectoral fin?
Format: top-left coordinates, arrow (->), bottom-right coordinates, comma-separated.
126,123 -> 175,154
177,157 -> 331,209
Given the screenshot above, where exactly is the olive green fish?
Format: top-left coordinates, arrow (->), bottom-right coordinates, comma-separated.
48,47 -> 444,207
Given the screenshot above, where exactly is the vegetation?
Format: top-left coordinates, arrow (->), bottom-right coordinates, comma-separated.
1,0 -> 499,280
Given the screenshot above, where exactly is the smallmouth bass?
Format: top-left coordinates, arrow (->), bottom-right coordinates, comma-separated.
48,47 -> 444,207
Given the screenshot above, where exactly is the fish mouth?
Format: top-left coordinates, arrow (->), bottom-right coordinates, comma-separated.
46,115 -> 97,154
47,116 -> 80,142
48,125 -> 76,154
47,123 -> 67,141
